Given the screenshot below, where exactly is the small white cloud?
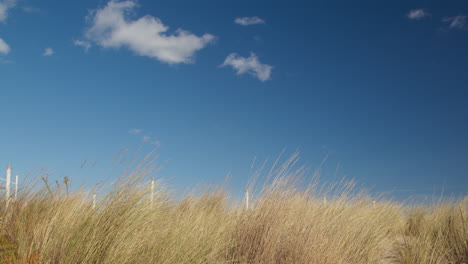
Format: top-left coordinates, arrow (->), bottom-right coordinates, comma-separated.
0,0 -> 16,22
222,52 -> 272,82
443,15 -> 467,30
128,128 -> 143,135
83,0 -> 215,64
0,38 -> 10,54
142,135 -> 151,143
74,39 -> 92,52
407,9 -> 430,20
43,47 -> 54,56
234,16 -> 265,26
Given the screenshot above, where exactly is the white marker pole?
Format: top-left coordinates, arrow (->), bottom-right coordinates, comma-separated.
245,190 -> 249,210
150,178 -> 154,206
92,193 -> 96,209
14,175 -> 18,200
6,164 -> 11,200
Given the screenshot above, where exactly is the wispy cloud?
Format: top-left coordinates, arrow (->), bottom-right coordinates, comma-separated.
21,6 -> 40,13
222,52 -> 272,82
0,0 -> 16,22
407,9 -> 430,20
74,39 -> 92,52
128,128 -> 143,135
150,141 -> 160,146
129,129 -> 159,145
234,16 -> 265,26
0,38 -> 10,54
43,47 -> 54,56
143,136 -> 159,146
83,0 -> 215,64
443,15 -> 467,30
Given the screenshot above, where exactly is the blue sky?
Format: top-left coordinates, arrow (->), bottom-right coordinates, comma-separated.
1,0 -> 467,200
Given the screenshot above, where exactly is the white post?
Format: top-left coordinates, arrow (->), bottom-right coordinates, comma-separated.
6,164 -> 11,200
14,175 -> 18,200
245,190 -> 249,210
92,193 -> 96,209
323,196 -> 327,206
150,178 -> 154,206
373,200 -> 376,209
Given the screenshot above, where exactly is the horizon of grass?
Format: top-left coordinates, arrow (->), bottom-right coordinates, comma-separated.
0,153 -> 466,264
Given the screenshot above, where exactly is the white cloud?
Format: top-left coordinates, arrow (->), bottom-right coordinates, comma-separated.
43,47 -> 54,56
74,39 -> 92,52
0,0 -> 16,22
84,0 -> 215,64
407,9 -> 430,20
222,52 -> 272,82
128,128 -> 143,135
0,1 -> 15,55
234,16 -> 265,26
142,135 -> 151,143
443,15 -> 467,30
0,38 -> 10,54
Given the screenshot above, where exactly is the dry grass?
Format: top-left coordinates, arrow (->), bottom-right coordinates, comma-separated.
0,154 -> 466,264
395,202 -> 468,264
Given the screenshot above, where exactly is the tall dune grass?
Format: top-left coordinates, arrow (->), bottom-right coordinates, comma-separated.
0,154 -> 466,264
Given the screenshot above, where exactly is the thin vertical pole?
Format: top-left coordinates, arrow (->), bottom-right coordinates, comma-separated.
92,193 -> 96,209
6,164 -> 11,200
245,190 -> 249,210
373,200 -> 376,209
323,196 -> 327,206
150,178 -> 154,206
14,175 -> 18,200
